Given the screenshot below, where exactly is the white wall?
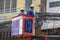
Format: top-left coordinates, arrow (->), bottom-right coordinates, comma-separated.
46,0 -> 60,13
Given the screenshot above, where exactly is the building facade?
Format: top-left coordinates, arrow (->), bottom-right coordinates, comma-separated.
0,0 -> 41,39
40,0 -> 60,35
0,0 -> 41,22
46,0 -> 60,13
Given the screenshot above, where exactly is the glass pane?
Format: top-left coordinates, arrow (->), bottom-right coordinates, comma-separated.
5,9 -> 10,13
11,8 -> 16,12
11,0 -> 16,12
50,1 -> 60,7
11,0 -> 16,8
0,0 -> 4,13
5,0 -> 10,13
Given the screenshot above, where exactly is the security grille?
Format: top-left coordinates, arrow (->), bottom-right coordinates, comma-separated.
0,31 -> 11,39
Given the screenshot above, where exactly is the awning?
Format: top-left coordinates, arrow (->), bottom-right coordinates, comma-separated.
41,20 -> 60,30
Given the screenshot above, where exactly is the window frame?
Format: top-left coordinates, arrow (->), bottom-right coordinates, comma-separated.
49,1 -> 60,8
0,0 -> 17,14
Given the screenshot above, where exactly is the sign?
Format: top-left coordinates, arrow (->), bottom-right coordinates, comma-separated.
25,18 -> 32,33
12,16 -> 23,36
41,20 -> 60,30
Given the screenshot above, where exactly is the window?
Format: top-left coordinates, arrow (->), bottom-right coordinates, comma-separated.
11,0 -> 17,12
0,0 -> 4,13
0,0 -> 17,14
25,0 -> 32,11
49,1 -> 60,8
5,0 -> 10,13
